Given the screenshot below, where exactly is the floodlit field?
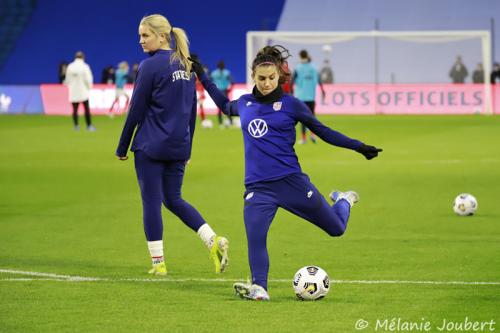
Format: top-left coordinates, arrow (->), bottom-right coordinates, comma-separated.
1,115 -> 499,333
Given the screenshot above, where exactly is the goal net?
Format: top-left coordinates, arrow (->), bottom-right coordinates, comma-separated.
246,30 -> 493,114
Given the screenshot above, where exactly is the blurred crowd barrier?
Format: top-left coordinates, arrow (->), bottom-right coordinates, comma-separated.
1,84 -> 499,115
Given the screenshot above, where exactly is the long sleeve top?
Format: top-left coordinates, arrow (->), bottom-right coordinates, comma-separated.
65,59 -> 93,103
197,71 -> 363,185
116,50 -> 197,161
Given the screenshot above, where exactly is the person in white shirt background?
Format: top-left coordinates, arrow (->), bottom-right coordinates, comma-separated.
65,51 -> 96,131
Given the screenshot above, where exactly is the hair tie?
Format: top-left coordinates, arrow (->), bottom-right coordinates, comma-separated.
257,61 -> 275,67
169,27 -> 175,48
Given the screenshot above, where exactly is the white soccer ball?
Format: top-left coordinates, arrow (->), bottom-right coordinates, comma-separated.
232,117 -> 241,128
201,119 -> 213,129
293,266 -> 330,301
453,193 -> 478,216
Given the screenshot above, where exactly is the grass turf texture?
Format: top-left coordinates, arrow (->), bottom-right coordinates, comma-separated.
1,115 -> 499,332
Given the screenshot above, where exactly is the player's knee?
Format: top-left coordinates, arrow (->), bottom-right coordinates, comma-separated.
327,226 -> 345,237
163,196 -> 184,210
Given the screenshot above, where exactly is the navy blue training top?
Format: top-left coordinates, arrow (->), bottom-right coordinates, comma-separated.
116,49 -> 197,161
198,72 -> 363,185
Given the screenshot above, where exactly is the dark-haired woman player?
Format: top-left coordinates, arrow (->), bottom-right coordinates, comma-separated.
191,45 -> 382,300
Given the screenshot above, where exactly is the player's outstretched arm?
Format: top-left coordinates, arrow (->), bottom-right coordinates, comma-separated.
190,57 -> 239,116
293,99 -> 382,159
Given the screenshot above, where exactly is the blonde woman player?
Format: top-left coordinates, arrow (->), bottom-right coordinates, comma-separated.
116,14 -> 229,276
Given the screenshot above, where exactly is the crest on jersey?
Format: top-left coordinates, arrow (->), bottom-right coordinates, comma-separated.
247,118 -> 268,138
273,102 -> 282,111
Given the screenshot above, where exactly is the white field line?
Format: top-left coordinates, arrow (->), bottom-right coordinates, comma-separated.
1,269 -> 500,286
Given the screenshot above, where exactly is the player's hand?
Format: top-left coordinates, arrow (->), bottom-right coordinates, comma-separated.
117,155 -> 128,161
188,55 -> 205,78
356,144 -> 383,160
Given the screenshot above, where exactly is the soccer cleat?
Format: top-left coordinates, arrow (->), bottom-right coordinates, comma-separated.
298,139 -> 307,144
87,125 -> 97,132
210,236 -> 229,273
329,190 -> 359,207
148,262 -> 167,276
234,282 -> 270,301
310,136 -> 317,144
74,125 -> 80,131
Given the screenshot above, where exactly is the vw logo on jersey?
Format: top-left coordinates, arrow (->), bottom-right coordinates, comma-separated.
247,118 -> 268,138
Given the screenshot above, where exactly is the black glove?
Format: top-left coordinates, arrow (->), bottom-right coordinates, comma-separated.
357,144 -> 383,160
188,55 -> 205,78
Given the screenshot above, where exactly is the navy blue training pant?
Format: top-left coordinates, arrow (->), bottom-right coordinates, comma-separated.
243,173 -> 351,290
134,150 -> 206,241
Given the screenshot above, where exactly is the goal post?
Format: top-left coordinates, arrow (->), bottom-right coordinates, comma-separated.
246,30 -> 493,114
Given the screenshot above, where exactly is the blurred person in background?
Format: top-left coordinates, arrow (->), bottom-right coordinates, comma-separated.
491,63 -> 500,84
210,60 -> 233,127
192,45 -> 382,301
58,61 -> 68,83
472,63 -> 484,84
190,54 -> 211,128
128,63 -> 140,83
108,61 -> 130,117
280,59 -> 292,94
64,51 -> 95,131
101,65 -> 115,84
319,59 -> 334,84
292,49 -> 325,144
115,14 -> 229,277
449,55 -> 468,83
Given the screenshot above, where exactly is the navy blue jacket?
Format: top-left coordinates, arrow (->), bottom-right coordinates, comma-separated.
116,50 -> 197,161
198,71 -> 363,185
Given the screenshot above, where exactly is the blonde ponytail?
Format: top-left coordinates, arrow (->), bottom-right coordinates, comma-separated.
171,27 -> 192,74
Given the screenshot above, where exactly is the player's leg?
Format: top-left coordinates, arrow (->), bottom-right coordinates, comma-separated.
300,122 -> 307,144
198,98 -> 206,121
109,97 -> 117,113
306,101 -> 317,143
71,102 -> 79,130
279,173 -> 353,237
217,109 -> 223,126
223,89 -> 232,126
161,161 -> 229,273
234,188 -> 277,300
123,94 -> 130,112
83,100 -> 95,131
134,150 -> 167,275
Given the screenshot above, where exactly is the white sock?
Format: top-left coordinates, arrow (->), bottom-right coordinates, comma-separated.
147,240 -> 164,265
197,223 -> 216,249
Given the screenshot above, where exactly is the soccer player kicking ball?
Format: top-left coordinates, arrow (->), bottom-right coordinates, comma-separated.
116,14 -> 228,276
191,45 -> 382,300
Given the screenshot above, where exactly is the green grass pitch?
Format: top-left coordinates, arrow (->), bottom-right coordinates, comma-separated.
1,114 -> 499,333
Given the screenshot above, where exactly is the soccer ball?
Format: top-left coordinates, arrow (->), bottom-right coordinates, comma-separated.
232,117 -> 241,128
453,193 -> 478,216
293,266 -> 330,300
201,119 -> 213,129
